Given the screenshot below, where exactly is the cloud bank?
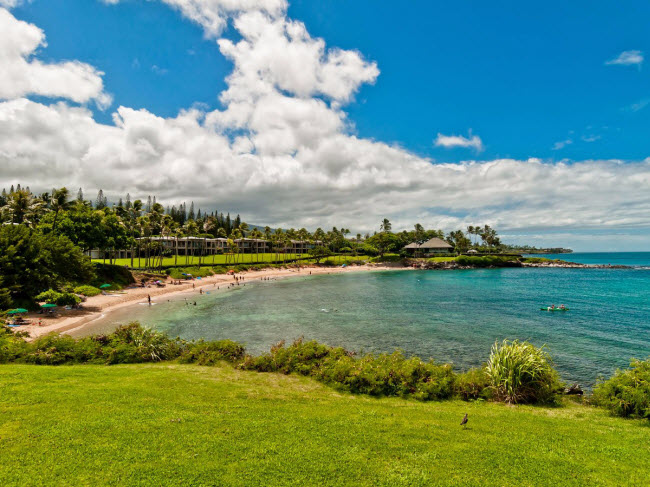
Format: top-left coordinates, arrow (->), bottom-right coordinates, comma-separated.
1,4 -> 649,246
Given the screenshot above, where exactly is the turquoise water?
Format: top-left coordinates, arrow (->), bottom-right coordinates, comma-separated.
526,252 -> 650,267
81,253 -> 650,387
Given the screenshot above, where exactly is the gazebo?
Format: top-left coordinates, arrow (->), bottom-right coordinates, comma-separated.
403,237 -> 453,257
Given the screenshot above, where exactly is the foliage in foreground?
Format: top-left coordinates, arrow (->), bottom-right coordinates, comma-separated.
1,323 -> 574,406
592,359 -> 650,419
485,339 -> 563,404
0,224 -> 94,308
239,339 -> 455,400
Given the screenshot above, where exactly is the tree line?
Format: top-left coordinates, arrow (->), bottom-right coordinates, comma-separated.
0,185 -> 508,259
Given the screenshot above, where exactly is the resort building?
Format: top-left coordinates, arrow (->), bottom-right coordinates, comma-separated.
85,249 -> 133,259
84,237 -> 320,259
129,236 -> 315,255
402,237 -> 453,256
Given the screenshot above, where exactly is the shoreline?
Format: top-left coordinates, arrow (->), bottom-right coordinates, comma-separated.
16,259 -> 634,339
22,264 -> 405,339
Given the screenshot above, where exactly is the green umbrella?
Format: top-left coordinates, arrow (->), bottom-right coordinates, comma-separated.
41,303 -> 57,308
8,308 -> 29,314
99,284 -> 112,289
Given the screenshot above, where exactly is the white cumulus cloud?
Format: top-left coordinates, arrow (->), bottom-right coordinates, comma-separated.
0,8 -> 111,108
434,133 -> 484,151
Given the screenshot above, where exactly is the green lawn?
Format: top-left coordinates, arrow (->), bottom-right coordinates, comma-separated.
93,254 -> 370,269
427,256 -> 457,262
1,364 -> 649,486
93,253 -> 310,267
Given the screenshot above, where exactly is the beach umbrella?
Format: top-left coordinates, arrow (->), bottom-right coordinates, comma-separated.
181,273 -> 187,276
8,308 -> 28,314
99,284 -> 112,289
40,303 -> 57,308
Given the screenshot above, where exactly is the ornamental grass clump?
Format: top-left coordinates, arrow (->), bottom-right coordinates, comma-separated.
592,358 -> 650,419
485,339 -> 562,404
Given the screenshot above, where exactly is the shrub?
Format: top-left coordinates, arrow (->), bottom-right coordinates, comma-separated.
54,292 -> 81,306
35,290 -> 80,306
25,333 -> 81,365
180,340 -> 246,365
0,324 -> 29,363
239,339 -> 455,401
485,340 -> 563,404
36,289 -> 62,304
592,359 -> 650,419
454,368 -> 491,401
74,285 -> 101,297
92,263 -> 135,288
456,255 -> 519,267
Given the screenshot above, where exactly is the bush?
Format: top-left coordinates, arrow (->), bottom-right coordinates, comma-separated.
454,368 -> 491,401
180,340 -> 246,365
35,289 -> 62,304
54,293 -> 81,306
73,285 -> 101,297
25,333 -> 82,365
485,340 -> 563,404
239,339 -> 455,401
0,324 -> 29,363
36,289 -> 82,306
370,253 -> 403,263
92,263 -> 135,288
456,255 -> 519,267
592,359 -> 650,419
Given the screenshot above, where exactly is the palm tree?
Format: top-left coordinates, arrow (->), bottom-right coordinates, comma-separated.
380,218 -> 392,233
1,189 -> 45,226
50,187 -> 70,232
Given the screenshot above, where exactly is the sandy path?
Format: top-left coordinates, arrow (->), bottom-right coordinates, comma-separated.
21,264 -> 402,339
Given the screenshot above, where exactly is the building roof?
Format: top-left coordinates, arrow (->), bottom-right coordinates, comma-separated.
403,237 -> 452,249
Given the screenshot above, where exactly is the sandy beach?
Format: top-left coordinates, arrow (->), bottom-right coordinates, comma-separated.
20,264 -> 400,339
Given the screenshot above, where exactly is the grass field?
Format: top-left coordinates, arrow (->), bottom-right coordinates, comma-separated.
92,253 -> 311,267
92,254 -> 371,268
1,364 -> 649,486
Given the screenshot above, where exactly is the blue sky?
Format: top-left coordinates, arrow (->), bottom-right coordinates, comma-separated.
2,0 -> 649,250
13,0 -> 650,162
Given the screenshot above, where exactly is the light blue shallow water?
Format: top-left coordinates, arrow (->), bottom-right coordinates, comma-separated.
81,253 -> 650,387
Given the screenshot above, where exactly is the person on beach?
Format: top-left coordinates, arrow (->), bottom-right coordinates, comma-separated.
147,294 -> 151,305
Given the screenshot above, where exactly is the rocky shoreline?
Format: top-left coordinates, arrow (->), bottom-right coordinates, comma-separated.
406,259 -> 631,270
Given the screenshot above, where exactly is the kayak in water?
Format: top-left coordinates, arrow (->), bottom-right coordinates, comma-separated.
541,307 -> 570,311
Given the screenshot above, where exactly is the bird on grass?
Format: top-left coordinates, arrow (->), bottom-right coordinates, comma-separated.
460,413 -> 468,428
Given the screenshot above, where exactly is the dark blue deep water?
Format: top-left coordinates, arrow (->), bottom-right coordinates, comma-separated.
83,253 -> 650,387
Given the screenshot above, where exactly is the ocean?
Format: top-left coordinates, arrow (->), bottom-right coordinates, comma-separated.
79,252 -> 650,388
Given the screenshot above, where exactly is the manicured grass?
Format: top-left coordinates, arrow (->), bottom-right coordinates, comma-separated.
427,256 -> 457,262
1,364 -> 649,486
93,253 -> 310,268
